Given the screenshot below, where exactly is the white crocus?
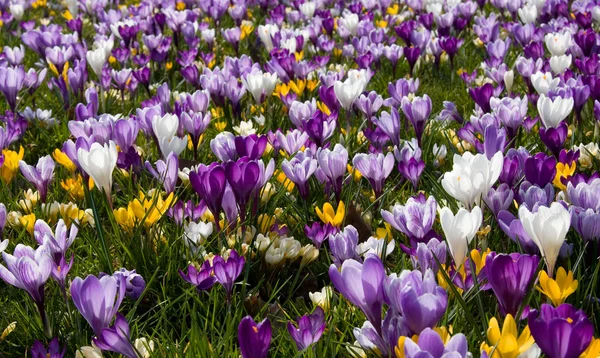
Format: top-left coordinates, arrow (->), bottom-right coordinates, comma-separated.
441,152 -> 504,209
530,71 -> 559,94
549,54 -> 572,74
232,120 -> 256,136
257,24 -> 279,52
65,0 -> 79,17
518,4 -> 537,23
537,94 -> 574,128
544,32 -> 571,56
9,4 -> 24,20
152,113 -> 187,157
576,143 -> 600,169
356,236 -> 395,258
300,2 -> 316,18
504,70 -> 514,93
594,6 -> 600,22
242,71 -> 278,104
334,69 -> 368,110
518,202 -> 570,277
309,286 -> 333,311
75,344 -> 103,358
86,48 -> 107,78
440,206 -> 482,268
184,221 -> 213,255
338,13 -> 359,36
134,338 -> 155,358
77,141 -> 118,199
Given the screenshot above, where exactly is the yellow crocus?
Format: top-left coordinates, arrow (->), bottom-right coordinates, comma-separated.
289,79 -> 306,96
127,192 -> 176,229
387,4 -> 400,15
53,148 -> 77,172
306,79 -> 319,92
1,146 -> 24,183
275,170 -> 295,192
376,20 -> 388,28
61,175 -> 93,201
175,1 -> 185,10
317,101 -> 331,116
257,214 -> 276,234
114,207 -> 136,231
395,335 -> 419,358
581,338 -> 600,358
19,213 -> 36,235
536,267 -> 578,306
240,23 -> 254,40
480,314 -> 534,358
553,161 -> 576,191
347,164 -> 362,182
470,248 -> 491,275
316,201 -> 345,227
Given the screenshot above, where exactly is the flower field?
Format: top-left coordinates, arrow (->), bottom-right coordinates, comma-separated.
0,0 -> 599,356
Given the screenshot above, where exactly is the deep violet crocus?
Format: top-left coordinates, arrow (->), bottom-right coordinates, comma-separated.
485,252 -> 540,316
213,250 -> 245,298
524,153 -> 557,187
18,155 -> 55,203
30,338 -> 66,358
179,260 -> 217,292
238,316 -> 272,358
528,304 -> 594,358
145,151 -> 179,194
93,313 -> 138,358
189,164 -> 227,231
304,222 -> 336,249
287,307 -> 326,351
70,274 -> 127,336
224,158 -> 260,218
329,255 -> 385,331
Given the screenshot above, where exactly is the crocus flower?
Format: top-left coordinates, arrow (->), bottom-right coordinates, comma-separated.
282,149 -> 318,198
536,267 -> 578,307
77,141 -> 118,201
152,113 -> 187,157
179,261 -> 217,292
441,152 -> 503,209
480,314 -> 535,358
328,225 -> 359,265
287,307 -> 326,351
93,313 -> 138,358
316,201 -> 345,227
385,269 -> 448,335
316,143 -> 348,198
519,202 -> 570,277
145,151 -> 179,194
238,316 -> 272,358
33,219 -> 77,288
189,164 -> 227,230
329,255 -> 385,329
112,268 -> 146,300
352,152 -> 395,198
31,338 -> 66,358
333,69 -> 368,110
381,194 -> 437,246
242,70 -> 278,104
409,238 -> 447,274
399,328 -> 469,358
440,206 -> 482,267
213,250 -> 245,297
373,108 -> 401,146
70,274 -> 127,336
528,304 -> 593,358
19,155 -> 55,203
484,252 -> 540,316
0,66 -> 26,111
401,95 -> 432,146
537,94 -> 574,129
0,244 -> 52,325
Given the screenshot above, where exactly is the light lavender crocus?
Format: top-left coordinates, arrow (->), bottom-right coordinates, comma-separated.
282,149 -> 317,198
275,129 -> 309,156
483,183 -> 514,217
352,152 -> 395,198
70,274 -> 127,336
329,255 -> 385,330
0,244 -> 52,331
20,153 -> 54,197
384,269 -> 447,335
381,194 -> 437,246
316,143 -> 348,199
373,107 -> 401,146
403,328 -> 469,358
145,151 -> 179,194
329,225 -> 359,266
0,66 -> 26,111
410,238 -> 447,274
401,95 -> 432,146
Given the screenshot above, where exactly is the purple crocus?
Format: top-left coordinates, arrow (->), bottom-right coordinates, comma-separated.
402,328 -> 469,358
524,153 -> 557,187
381,194 -> 437,246
287,307 -> 326,351
539,121 -> 568,157
18,155 -> 55,203
145,151 -> 179,194
93,313 -> 138,358
0,244 -> 52,328
483,183 -> 514,217
485,252 -> 539,316
373,107 -> 401,146
304,222 -> 335,249
224,158 -> 260,219
112,268 -> 146,300
352,152 -> 395,198
384,269 -> 448,335
408,238 -> 447,274
395,139 -> 426,191
189,164 -> 227,230
528,304 -> 594,358
70,274 -> 127,336
33,219 -> 77,290
275,129 -> 309,156
235,134 -> 268,160
329,255 -> 385,330
329,225 -> 359,266
469,83 -> 494,113
179,260 -> 218,292
238,316 -> 272,358
113,119 -> 139,150
316,143 -> 348,199
30,338 -> 65,358
401,95 -> 431,146
282,149 -> 318,199
213,250 -> 245,298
